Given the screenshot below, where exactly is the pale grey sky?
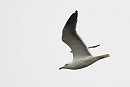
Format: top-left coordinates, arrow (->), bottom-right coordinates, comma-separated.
0,0 -> 130,87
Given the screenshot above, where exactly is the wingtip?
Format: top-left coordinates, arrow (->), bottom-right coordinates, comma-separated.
71,10 -> 78,19
75,10 -> 78,14
74,10 -> 78,16
64,10 -> 78,27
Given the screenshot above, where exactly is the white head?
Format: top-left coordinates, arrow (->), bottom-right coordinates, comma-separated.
59,63 -> 71,70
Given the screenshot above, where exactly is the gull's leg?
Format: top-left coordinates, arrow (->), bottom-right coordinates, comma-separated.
88,44 -> 100,49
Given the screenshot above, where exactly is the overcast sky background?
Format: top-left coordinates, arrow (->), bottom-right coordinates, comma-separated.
0,0 -> 130,87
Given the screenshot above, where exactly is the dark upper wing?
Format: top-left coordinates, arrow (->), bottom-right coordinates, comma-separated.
62,11 -> 91,59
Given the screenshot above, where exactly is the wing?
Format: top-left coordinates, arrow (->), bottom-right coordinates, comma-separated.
62,10 -> 91,59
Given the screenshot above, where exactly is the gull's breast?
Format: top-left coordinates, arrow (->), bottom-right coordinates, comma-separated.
71,57 -> 97,69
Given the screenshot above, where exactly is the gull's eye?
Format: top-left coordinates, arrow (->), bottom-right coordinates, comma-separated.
65,64 -> 68,66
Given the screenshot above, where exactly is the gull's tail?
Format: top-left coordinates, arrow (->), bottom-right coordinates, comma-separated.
97,54 -> 110,60
103,54 -> 110,58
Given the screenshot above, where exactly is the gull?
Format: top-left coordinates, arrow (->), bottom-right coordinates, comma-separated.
59,10 -> 109,70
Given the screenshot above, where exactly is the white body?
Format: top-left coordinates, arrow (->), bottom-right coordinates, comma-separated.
68,56 -> 97,69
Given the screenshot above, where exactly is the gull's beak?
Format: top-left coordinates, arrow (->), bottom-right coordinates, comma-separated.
59,67 -> 64,70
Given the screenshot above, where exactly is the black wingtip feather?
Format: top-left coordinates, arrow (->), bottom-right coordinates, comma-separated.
65,10 -> 78,26
75,10 -> 78,14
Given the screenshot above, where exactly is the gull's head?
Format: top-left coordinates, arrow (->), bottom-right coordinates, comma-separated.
59,63 -> 70,70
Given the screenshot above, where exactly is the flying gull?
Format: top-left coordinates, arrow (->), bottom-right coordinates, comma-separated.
59,10 -> 109,70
